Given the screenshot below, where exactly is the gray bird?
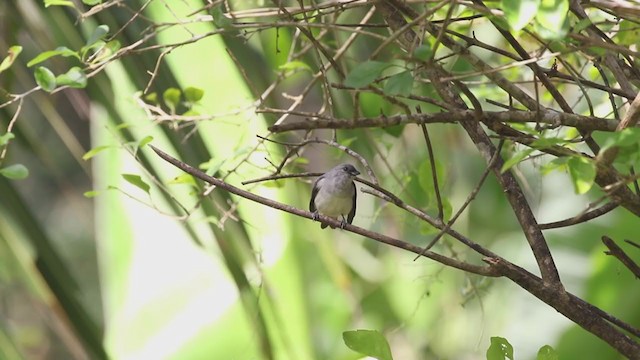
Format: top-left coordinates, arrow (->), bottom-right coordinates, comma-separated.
309,163 -> 360,229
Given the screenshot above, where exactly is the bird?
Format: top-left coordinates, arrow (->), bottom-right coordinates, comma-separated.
309,163 -> 360,229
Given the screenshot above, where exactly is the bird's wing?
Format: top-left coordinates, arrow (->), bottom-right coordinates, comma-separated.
309,175 -> 324,212
347,181 -> 357,224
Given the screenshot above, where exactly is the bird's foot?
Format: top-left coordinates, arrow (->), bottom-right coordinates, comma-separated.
312,211 -> 320,221
340,216 -> 347,229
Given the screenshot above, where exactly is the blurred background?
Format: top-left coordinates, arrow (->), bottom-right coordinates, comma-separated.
0,1 -> 638,359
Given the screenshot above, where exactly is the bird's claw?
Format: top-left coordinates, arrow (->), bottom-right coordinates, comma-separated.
312,211 -> 320,221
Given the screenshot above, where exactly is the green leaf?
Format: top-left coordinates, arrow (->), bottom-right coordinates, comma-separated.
383,70 -> 414,96
44,0 -> 75,7
343,330 -> 393,360
413,44 -> 432,61
83,190 -> 100,198
0,45 -> 22,74
541,157 -> 568,174
567,156 -> 595,194
501,0 -> 540,31
167,174 -> 197,186
122,174 -> 151,194
0,164 -> 29,179
501,148 -> 535,172
597,128 -> 640,152
183,87 -> 204,103
0,132 -> 15,146
82,0 -> 102,5
537,345 -> 558,360
344,61 -> 390,88
163,88 -> 181,113
486,337 -> 514,360
56,67 -> 87,88
536,0 -> 569,35
85,25 -> 109,47
27,46 -> 79,67
279,61 -> 312,72
137,136 -> 154,148
83,145 -> 111,160
144,92 -> 158,104
34,66 -> 57,92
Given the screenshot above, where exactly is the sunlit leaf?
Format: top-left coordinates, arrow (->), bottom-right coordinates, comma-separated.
83,190 -> 100,198
167,174 -> 197,186
502,0 -> 540,31
137,136 -> 154,148
279,61 -> 312,72
0,132 -> 15,146
82,0 -> 102,5
343,330 -> 393,360
567,156 -> 595,194
501,148 -> 535,172
536,0 -> 569,35
27,46 -> 79,67
0,164 -> 29,179
44,0 -> 75,7
34,66 -> 57,92
56,67 -> 87,88
163,88 -> 181,113
344,61 -> 390,88
486,337 -> 514,360
537,345 -> 558,360
122,174 -> 151,194
184,87 -> 204,103
83,145 -> 111,160
0,45 -> 22,74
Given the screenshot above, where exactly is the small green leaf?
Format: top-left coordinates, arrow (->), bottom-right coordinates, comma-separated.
83,145 -> 111,160
413,44 -> 432,61
0,45 -> 23,74
122,174 -> 151,194
567,156 -> 595,194
343,330 -> 393,360
486,337 -> 514,360
27,46 -> 79,67
344,61 -> 390,88
34,66 -> 57,92
537,345 -> 558,360
0,164 -> 29,179
184,87 -> 204,103
138,136 -> 154,148
144,92 -> 158,104
167,174 -> 196,186
163,88 -> 181,113
541,157 -> 568,174
501,148 -> 535,172
56,67 -> 87,88
0,133 -> 15,146
502,0 -> 540,31
82,0 -> 102,5
536,0 -> 569,35
279,61 -> 312,72
85,25 -> 109,47
383,70 -> 414,96
44,0 -> 75,7
597,128 -> 640,152
573,18 -> 592,33
83,190 -> 100,198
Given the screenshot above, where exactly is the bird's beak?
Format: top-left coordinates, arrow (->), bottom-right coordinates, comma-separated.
351,169 -> 361,176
